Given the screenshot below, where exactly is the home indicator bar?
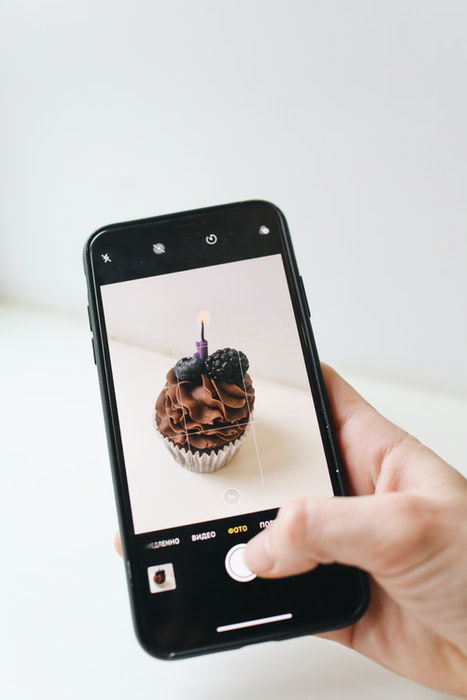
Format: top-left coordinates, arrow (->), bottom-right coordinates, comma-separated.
216,613 -> 293,633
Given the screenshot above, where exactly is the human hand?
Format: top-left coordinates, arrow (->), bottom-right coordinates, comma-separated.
245,365 -> 467,697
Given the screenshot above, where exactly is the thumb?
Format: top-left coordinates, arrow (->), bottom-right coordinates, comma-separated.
245,493 -> 436,578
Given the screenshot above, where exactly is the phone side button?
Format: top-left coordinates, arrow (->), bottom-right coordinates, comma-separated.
91,337 -> 97,365
299,276 -> 311,318
87,304 -> 93,331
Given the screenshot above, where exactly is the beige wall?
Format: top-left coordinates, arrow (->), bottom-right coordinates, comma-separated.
102,254 -> 310,389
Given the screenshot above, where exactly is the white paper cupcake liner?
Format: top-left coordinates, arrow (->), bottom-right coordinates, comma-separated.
159,432 -> 246,473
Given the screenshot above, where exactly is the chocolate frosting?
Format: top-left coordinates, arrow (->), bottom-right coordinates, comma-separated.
156,369 -> 255,451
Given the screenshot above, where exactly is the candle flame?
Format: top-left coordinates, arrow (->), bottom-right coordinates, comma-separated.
197,310 -> 210,325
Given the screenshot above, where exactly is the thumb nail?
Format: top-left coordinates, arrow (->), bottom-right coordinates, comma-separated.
245,533 -> 274,574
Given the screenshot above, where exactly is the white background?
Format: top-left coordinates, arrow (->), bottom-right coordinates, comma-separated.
1,2 -> 466,699
1,0 -> 466,392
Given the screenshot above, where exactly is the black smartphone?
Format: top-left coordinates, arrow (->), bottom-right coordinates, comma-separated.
84,200 -> 369,659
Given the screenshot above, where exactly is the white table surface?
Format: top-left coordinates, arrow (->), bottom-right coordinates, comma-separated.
108,339 -> 332,534
2,303 -> 465,700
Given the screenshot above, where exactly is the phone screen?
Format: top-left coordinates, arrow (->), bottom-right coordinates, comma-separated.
102,250 -> 333,533
87,202 -> 366,657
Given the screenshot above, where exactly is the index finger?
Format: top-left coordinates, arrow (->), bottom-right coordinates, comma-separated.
321,364 -> 407,495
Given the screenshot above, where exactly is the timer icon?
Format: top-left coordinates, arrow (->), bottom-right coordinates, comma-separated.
205,234 -> 218,245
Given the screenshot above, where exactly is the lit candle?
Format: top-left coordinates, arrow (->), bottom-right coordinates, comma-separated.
194,320 -> 208,360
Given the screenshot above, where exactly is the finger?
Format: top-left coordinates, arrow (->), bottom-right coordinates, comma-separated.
245,492 -> 437,578
321,365 -> 465,497
114,531 -> 123,556
321,364 -> 408,494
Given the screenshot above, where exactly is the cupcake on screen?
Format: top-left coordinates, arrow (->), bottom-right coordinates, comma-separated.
155,315 -> 254,473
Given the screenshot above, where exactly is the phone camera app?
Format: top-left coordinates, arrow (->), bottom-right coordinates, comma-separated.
102,254 -> 333,536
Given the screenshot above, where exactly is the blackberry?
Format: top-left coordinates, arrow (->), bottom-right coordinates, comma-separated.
174,356 -> 205,382
205,348 -> 249,384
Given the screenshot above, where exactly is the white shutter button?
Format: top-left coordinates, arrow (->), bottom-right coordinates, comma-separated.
225,543 -> 256,583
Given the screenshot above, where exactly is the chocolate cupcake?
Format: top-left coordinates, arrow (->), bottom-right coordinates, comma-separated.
155,323 -> 254,472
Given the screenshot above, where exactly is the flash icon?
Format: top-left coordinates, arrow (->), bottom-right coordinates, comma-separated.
153,243 -> 166,255
259,225 -> 270,235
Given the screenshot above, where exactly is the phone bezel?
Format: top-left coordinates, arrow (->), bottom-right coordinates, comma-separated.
84,200 -> 369,659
